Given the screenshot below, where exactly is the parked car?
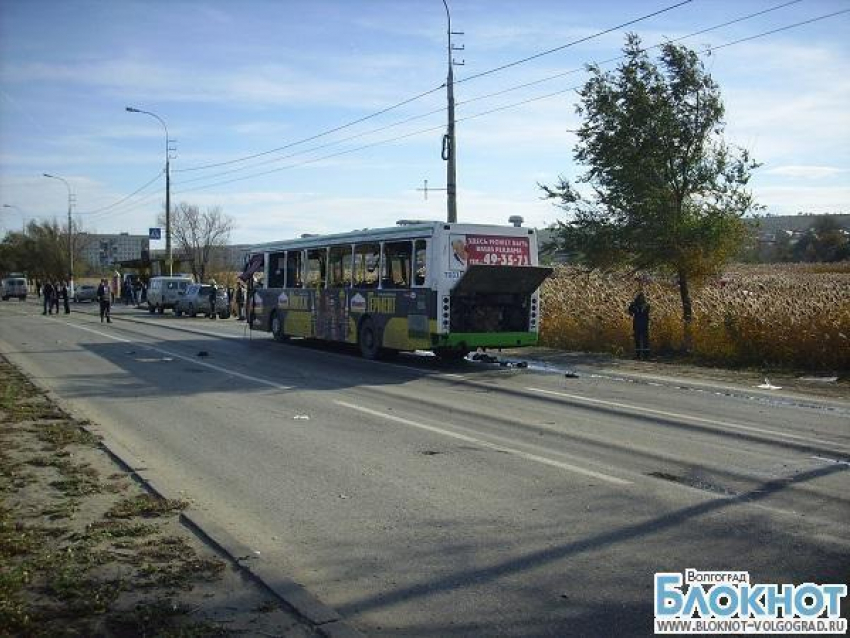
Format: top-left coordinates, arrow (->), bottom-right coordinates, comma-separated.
174,284 -> 230,319
1,275 -> 28,301
72,284 -> 98,303
147,276 -> 193,314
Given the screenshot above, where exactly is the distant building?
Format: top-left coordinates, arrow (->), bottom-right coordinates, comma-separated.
78,232 -> 150,270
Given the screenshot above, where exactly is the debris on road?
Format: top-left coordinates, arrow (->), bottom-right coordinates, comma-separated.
757,377 -> 782,390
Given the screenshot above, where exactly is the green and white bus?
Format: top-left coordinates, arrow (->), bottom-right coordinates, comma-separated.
245,220 -> 552,360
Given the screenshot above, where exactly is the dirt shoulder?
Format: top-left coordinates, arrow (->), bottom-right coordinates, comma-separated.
0,355 -> 319,637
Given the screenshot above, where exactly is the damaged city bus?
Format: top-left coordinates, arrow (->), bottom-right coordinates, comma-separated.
244,220 -> 552,360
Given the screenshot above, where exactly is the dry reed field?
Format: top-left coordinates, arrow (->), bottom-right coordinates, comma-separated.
539,263 -> 850,372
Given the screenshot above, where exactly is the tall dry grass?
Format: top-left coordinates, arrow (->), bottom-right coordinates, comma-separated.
539,263 -> 850,371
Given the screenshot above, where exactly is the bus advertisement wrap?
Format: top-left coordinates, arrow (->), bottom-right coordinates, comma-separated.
450,235 -> 530,269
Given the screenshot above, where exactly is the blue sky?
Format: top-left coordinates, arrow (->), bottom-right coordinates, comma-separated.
1,0 -> 848,244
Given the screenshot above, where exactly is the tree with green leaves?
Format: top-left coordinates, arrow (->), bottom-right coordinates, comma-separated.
542,34 -> 760,350
0,220 -> 78,282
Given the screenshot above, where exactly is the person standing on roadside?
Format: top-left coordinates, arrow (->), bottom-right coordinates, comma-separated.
97,278 -> 111,323
628,291 -> 651,360
51,281 -> 60,314
60,282 -> 70,314
42,281 -> 54,315
235,282 -> 245,321
208,280 -> 218,320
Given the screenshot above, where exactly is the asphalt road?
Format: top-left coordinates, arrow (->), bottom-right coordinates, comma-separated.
1,298 -> 848,636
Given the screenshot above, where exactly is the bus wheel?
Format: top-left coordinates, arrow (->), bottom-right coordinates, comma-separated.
435,347 -> 469,362
271,312 -> 288,342
359,318 -> 380,360
148,304 -> 155,314
174,307 -> 182,317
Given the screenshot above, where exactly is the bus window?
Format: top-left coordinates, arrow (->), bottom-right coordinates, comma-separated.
328,245 -> 353,288
383,241 -> 412,289
286,251 -> 303,288
354,243 -> 380,288
306,248 -> 327,289
269,252 -> 286,288
414,240 -> 427,286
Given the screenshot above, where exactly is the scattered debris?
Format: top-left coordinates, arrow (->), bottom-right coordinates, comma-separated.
564,370 -> 579,378
757,377 -> 782,390
339,494 -> 349,499
125,350 -> 136,355
293,414 -> 310,420
472,353 -> 499,363
196,351 -> 209,357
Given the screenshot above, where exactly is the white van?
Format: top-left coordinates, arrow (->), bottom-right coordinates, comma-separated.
1,275 -> 28,301
147,276 -> 193,314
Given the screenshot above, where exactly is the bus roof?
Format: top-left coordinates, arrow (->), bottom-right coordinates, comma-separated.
248,221 -> 536,254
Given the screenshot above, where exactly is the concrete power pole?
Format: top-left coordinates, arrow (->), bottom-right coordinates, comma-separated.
442,0 -> 463,223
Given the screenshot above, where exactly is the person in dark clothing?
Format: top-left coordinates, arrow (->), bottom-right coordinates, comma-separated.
628,292 -> 651,360
208,281 -> 217,320
50,282 -> 60,314
235,283 -> 245,321
60,283 -> 70,314
42,282 -> 54,315
97,279 -> 111,323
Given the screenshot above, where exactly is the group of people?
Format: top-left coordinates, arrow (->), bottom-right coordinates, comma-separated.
40,281 -> 71,315
120,278 -> 146,306
207,280 -> 247,321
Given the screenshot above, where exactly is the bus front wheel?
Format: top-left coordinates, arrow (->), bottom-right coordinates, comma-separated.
359,318 -> 380,360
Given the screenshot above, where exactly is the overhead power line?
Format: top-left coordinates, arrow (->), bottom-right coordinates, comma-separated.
174,84 -> 445,173
174,0 -> 695,175
76,169 -> 163,216
169,0 -> 817,194
168,7 -> 850,198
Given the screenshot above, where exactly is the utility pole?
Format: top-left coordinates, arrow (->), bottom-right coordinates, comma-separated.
43,173 -> 75,295
442,0 -> 463,223
126,107 -> 174,275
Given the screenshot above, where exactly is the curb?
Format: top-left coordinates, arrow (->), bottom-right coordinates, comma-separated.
5,355 -> 363,638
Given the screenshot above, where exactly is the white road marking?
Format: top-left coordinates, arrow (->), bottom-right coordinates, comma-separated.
526,387 -> 848,451
60,320 -> 293,391
334,399 -> 632,486
812,455 -> 850,467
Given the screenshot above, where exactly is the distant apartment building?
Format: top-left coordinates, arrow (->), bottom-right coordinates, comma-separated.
78,232 -> 149,270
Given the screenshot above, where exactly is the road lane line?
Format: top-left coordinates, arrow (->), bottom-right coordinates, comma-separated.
60,320 -> 293,391
334,400 -> 632,486
526,386 -> 848,451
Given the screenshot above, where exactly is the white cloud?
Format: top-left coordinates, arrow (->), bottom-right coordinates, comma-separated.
764,165 -> 848,180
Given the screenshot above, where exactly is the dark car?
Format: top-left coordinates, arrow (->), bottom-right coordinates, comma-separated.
174,284 -> 230,318
73,284 -> 98,303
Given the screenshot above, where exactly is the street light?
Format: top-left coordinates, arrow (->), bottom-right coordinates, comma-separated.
42,173 -> 75,293
126,106 -> 172,275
